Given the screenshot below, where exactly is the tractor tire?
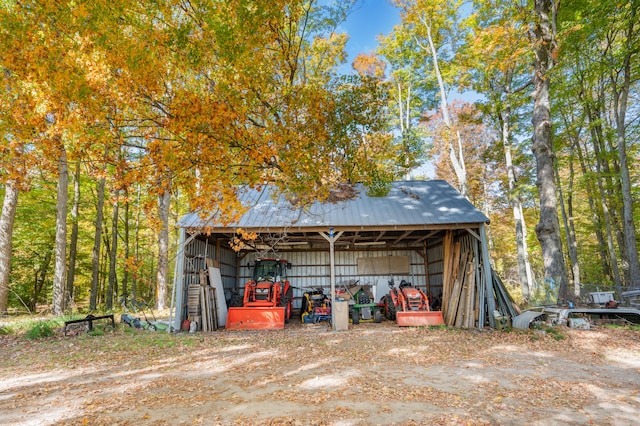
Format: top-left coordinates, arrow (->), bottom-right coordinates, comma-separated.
352,308 -> 360,325
374,310 -> 383,323
300,293 -> 309,316
384,295 -> 397,320
282,287 -> 294,323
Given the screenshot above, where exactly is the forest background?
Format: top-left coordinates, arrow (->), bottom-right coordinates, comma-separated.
0,0 -> 638,316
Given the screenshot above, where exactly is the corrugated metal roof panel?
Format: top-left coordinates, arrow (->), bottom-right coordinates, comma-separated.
177,180 -> 489,230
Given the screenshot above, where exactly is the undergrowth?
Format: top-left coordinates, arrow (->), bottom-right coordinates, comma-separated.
25,321 -> 57,339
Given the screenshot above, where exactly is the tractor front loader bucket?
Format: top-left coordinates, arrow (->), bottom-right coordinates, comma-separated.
226,307 -> 286,330
396,311 -> 445,327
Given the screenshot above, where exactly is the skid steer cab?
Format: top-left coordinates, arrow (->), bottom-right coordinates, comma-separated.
226,258 -> 294,330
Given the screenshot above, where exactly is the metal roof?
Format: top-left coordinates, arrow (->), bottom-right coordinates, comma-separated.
177,180 -> 489,232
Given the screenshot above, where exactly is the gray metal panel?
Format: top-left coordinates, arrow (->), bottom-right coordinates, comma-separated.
512,310 -> 547,330
177,180 -> 489,230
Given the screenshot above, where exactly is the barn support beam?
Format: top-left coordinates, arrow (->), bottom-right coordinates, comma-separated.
320,228 -> 343,330
480,223 -> 496,328
170,228 -> 201,332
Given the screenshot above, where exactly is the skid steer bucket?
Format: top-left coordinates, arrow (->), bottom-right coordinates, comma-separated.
226,307 -> 286,330
396,311 -> 445,327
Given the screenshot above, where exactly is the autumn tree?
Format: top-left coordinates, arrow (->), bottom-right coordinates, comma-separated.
460,0 -> 536,301
550,0 -> 640,294
383,0 -> 469,195
528,0 -> 570,300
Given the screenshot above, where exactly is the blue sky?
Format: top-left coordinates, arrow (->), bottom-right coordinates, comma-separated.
338,0 -> 400,69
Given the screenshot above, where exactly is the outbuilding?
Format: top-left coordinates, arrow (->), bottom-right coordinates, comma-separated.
170,180 -> 509,331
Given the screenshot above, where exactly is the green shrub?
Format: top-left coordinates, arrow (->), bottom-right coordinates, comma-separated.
0,325 -> 11,335
25,321 -> 56,339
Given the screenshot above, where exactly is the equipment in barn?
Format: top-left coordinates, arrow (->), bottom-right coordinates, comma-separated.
301,288 -> 331,323
226,258 -> 294,330
382,279 -> 444,327
349,286 -> 383,325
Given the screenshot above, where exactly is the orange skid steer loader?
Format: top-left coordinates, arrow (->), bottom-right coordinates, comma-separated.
226,258 -> 294,330
382,279 -> 444,327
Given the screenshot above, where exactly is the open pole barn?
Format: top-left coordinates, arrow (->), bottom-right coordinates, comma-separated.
170,180 -> 516,332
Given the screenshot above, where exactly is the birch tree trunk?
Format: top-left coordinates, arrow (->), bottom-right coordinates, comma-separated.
156,187 -> 170,310
531,0 -> 569,301
52,148 -> 69,315
0,179 -> 19,314
421,18 -> 467,196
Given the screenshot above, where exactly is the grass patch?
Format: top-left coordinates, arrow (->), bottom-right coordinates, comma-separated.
545,326 -> 565,341
25,321 -> 57,339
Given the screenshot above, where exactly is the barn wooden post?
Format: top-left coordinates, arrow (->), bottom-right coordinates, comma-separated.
480,223 -> 496,328
320,228 -> 343,330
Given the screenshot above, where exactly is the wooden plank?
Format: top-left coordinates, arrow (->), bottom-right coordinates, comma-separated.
455,278 -> 467,327
209,287 -> 218,330
441,232 -> 451,319
464,262 -> 476,328
357,256 -> 411,275
445,251 -> 467,325
200,285 -> 208,332
188,284 -> 201,318
442,233 -> 457,321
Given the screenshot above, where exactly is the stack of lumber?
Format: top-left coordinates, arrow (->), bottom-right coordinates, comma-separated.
441,231 -> 520,329
187,284 -> 201,326
187,270 -> 219,331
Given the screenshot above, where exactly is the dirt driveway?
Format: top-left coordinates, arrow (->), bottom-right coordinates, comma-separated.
1,322 -> 639,425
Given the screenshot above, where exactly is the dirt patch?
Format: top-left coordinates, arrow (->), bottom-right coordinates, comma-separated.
1,322 -> 639,425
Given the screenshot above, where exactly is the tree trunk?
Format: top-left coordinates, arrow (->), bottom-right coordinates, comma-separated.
133,184 -> 141,299
0,179 -> 19,314
591,84 -> 627,285
421,17 -> 467,196
66,161 -> 81,307
531,0 -> 569,301
556,152 -> 580,297
90,175 -> 106,310
577,94 -> 612,281
107,194 -> 119,310
32,247 -> 53,312
611,3 -> 639,291
499,102 -> 533,302
156,187 -> 170,310
589,130 -> 623,288
122,192 -> 130,298
52,148 -> 69,315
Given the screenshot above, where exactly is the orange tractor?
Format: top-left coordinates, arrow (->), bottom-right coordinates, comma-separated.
226,258 -> 294,330
382,279 -> 444,327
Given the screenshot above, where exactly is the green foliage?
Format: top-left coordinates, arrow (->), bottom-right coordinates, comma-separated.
24,320 -> 56,339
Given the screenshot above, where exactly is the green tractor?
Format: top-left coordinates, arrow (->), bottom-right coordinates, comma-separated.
349,286 -> 383,324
